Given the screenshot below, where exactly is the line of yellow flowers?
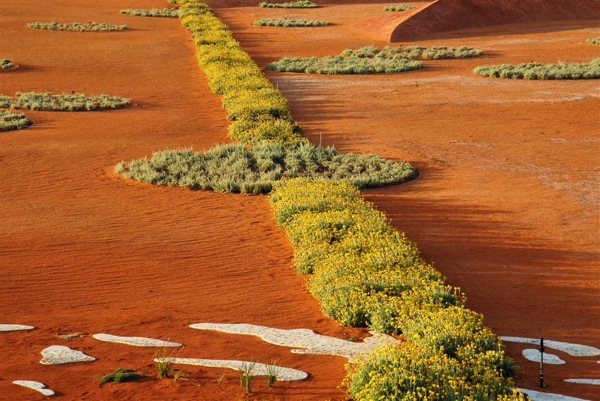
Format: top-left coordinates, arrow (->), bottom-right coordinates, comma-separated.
175,1 -> 528,399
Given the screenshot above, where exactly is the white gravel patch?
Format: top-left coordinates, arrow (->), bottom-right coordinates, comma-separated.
564,378 -> 600,385
189,322 -> 396,362
12,380 -> 55,396
0,324 -> 34,332
501,336 -> 600,357
522,348 -> 566,364
40,345 -> 95,365
520,388 -> 591,401
93,333 -> 182,347
155,357 -> 308,381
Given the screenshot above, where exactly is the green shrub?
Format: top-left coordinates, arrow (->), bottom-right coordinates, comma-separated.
100,368 -> 143,384
474,58 -> 600,79
254,18 -> 329,27
1,59 -> 16,69
120,8 -> 179,17
259,0 -> 317,7
266,45 -> 483,74
115,141 -> 417,194
0,109 -> 32,131
383,5 -> 414,12
27,21 -> 128,31
0,92 -> 131,111
585,37 -> 600,45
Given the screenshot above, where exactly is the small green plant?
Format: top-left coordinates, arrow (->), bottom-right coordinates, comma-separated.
155,349 -> 173,378
1,59 -> 16,69
259,0 -> 318,8
100,368 -> 143,384
216,373 -> 226,383
0,109 -> 32,131
120,8 -> 179,17
585,37 -> 600,45
27,21 -> 128,31
239,362 -> 255,393
384,5 -> 414,11
474,58 -> 600,79
254,18 -> 329,27
265,361 -> 279,387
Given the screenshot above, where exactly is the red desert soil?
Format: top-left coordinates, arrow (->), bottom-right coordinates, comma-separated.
1,1 -> 598,400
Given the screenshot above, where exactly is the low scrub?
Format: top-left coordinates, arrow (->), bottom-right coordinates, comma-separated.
100,368 -> 143,384
27,21 -> 128,31
115,142 -> 417,194
384,5 -> 414,12
0,109 -> 32,131
1,59 -> 16,69
254,18 -> 329,27
585,37 -> 600,45
120,8 -> 179,17
259,0 -> 318,7
474,58 -> 600,79
270,178 -> 526,401
266,45 -> 483,74
0,92 -> 131,111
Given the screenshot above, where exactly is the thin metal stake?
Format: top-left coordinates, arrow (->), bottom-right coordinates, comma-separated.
539,337 -> 545,388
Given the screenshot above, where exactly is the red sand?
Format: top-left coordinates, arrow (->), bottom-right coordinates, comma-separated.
1,1 -> 598,400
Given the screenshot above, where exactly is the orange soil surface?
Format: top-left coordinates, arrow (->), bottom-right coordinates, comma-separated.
1,1 -> 598,400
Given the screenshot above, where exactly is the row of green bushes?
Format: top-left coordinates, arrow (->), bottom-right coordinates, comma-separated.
474,58 -> 600,80
27,21 -> 128,31
270,178 -> 526,400
115,142 -> 417,194
255,18 -> 329,27
266,45 -> 483,74
259,0 -> 317,8
0,109 -> 32,131
178,0 -> 305,146
120,8 -> 179,17
0,92 -> 132,111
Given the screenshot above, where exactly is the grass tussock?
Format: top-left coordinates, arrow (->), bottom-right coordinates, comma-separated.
0,92 -> 132,111
0,109 -> 32,131
120,8 -> 179,17
270,178 -> 527,401
254,18 -> 329,27
100,368 -> 143,384
384,5 -> 414,12
585,37 -> 600,45
474,58 -> 600,79
115,142 -> 417,194
266,45 -> 483,74
1,59 -> 16,69
27,21 -> 128,31
259,0 -> 318,7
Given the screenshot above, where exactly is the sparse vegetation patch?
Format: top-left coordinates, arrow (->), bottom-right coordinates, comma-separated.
100,368 -> 143,384
474,58 -> 600,79
259,0 -> 318,8
1,59 -> 16,69
254,18 -> 329,27
115,141 -> 417,194
120,8 -> 179,17
27,21 -> 128,31
266,45 -> 483,74
0,109 -> 32,131
384,5 -> 414,12
0,92 -> 131,111
585,37 -> 600,45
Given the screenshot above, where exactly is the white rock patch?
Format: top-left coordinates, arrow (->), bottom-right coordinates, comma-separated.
155,357 -> 308,381
564,378 -> 600,385
189,322 -> 396,362
0,324 -> 34,332
93,333 -> 182,347
520,388 -> 591,401
501,336 -> 600,357
12,380 -> 55,396
40,345 -> 95,365
522,348 -> 566,364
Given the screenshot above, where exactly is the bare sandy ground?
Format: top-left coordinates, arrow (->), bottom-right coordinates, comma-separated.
1,1 -> 598,400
